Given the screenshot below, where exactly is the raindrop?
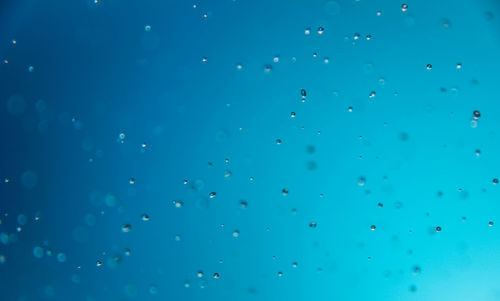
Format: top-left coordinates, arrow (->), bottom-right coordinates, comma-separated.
401,4 -> 408,12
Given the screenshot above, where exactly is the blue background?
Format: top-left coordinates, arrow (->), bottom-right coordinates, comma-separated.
1,0 -> 500,300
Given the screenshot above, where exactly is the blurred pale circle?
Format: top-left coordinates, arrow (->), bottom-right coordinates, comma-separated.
324,1 -> 340,16
21,170 -> 38,190
7,94 -> 26,116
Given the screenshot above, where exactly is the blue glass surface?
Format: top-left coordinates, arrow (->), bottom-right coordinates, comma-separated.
1,0 -> 500,300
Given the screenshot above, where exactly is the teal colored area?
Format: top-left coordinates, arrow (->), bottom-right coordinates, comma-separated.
1,0 -> 500,300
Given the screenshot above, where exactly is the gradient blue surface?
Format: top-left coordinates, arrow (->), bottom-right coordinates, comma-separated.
2,0 -> 500,300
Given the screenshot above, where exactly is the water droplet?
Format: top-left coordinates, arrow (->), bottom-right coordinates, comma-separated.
213,273 -> 220,279
236,63 -> 243,70
401,4 -> 408,12
317,27 -> 324,35
202,57 -> 207,63
273,56 -> 280,63
277,271 -> 283,277
28,65 -> 34,72
144,25 -> 152,32
292,262 -> 298,268
240,201 -> 248,208
264,64 -> 272,72
209,192 -> 216,198
141,214 -> 149,221
305,28 -> 311,35
276,139 -> 282,145
174,200 -> 184,208
370,225 -> 376,231
129,178 -> 135,184
413,266 -> 421,275
493,178 -> 498,185
426,64 -> 433,70
290,112 -> 296,118
489,221 -> 494,226
369,91 -> 376,98
309,222 -> 317,228
300,89 -> 307,101
473,110 -> 481,120
358,177 -> 366,186
353,33 -> 360,40
435,226 -> 442,232
96,260 -> 102,267
233,230 -> 240,237
121,224 -> 132,233
282,188 -> 288,196
197,270 -> 204,278
456,62 -> 462,69
475,149 -> 481,156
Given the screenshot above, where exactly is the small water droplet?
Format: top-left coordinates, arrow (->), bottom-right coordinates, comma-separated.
401,4 -> 408,12
121,224 -> 131,233
473,110 -> 481,120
